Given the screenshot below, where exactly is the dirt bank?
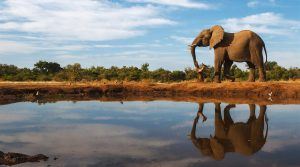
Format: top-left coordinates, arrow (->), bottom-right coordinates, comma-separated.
0,81 -> 299,105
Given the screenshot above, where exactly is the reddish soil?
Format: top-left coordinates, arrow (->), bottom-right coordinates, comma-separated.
0,81 -> 299,105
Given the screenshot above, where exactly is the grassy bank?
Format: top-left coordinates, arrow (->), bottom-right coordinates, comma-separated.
0,81 -> 299,105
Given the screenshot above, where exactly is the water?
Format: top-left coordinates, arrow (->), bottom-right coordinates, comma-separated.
0,101 -> 299,167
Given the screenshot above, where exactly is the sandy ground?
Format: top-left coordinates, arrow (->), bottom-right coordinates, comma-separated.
0,81 -> 299,105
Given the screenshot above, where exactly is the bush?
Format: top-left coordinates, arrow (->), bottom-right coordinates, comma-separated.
0,60 -> 298,82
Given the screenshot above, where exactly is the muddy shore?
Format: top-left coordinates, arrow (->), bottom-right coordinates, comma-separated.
0,81 -> 299,105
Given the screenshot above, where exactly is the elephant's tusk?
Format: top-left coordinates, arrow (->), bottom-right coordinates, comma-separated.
196,63 -> 208,73
188,44 -> 197,47
188,44 -> 196,51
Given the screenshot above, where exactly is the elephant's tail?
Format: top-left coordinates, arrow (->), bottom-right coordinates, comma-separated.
264,112 -> 269,141
263,42 -> 268,65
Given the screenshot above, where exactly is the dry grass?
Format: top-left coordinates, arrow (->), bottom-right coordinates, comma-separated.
0,81 -> 299,105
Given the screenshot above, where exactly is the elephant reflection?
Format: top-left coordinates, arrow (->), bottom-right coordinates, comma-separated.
190,103 -> 268,160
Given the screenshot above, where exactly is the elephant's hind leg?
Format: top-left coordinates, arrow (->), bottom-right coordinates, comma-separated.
250,41 -> 266,82
247,104 -> 256,123
257,50 -> 266,82
258,66 -> 266,82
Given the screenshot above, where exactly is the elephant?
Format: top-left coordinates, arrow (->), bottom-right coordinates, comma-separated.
190,25 -> 268,83
190,103 -> 268,160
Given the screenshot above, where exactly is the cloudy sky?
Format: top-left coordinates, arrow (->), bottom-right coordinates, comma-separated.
0,0 -> 299,69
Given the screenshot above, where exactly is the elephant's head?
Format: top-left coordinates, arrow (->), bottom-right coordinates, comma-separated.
190,25 -> 224,69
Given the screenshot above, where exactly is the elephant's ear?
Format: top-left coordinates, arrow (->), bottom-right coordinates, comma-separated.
209,25 -> 224,49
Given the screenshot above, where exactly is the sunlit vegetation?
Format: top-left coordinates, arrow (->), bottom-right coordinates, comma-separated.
0,61 -> 298,82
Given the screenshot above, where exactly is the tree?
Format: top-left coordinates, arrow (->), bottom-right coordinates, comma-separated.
34,60 -> 62,74
0,61 -> 298,82
170,71 -> 186,81
184,67 -> 198,80
141,63 -> 149,72
151,68 -> 171,82
65,63 -> 83,82
265,61 -> 278,71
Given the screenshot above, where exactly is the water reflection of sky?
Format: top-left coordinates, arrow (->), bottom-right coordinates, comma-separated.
0,101 -> 299,167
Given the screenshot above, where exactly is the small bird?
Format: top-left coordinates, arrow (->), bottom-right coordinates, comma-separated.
268,92 -> 273,97
268,97 -> 273,101
268,92 -> 273,101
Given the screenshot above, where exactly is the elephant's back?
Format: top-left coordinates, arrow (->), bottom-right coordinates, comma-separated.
235,30 -> 255,38
236,30 -> 264,42
228,123 -> 250,138
229,30 -> 264,50
228,123 -> 253,155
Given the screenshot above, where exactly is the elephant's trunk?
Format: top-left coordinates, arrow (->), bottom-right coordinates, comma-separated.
190,114 -> 198,140
190,44 -> 200,69
190,43 -> 205,81
190,103 -> 204,140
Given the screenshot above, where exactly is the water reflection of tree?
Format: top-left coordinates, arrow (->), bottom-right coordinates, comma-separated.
190,103 -> 268,160
0,151 -> 48,166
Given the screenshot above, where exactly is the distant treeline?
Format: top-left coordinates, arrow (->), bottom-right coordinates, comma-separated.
0,61 -> 299,82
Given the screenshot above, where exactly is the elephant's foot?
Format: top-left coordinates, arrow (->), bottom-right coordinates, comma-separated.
258,78 -> 266,82
247,78 -> 255,82
248,68 -> 255,82
197,78 -> 204,82
226,104 -> 236,109
247,74 -> 255,82
247,73 -> 255,82
224,75 -> 235,82
213,77 -> 221,83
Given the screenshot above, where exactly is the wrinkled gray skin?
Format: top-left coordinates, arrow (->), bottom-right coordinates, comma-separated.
190,25 -> 268,83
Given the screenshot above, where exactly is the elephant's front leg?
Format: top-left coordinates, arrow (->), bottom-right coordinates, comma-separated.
214,103 -> 227,138
213,50 -> 225,83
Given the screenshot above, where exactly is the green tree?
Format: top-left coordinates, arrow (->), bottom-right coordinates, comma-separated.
65,63 -> 83,82
184,67 -> 198,80
151,68 -> 171,82
0,60 -> 298,82
34,60 -> 62,74
170,71 -> 186,81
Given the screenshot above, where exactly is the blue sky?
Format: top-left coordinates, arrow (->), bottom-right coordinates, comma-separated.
0,0 -> 299,70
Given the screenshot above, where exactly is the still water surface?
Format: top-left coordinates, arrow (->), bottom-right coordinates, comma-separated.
0,101 -> 299,166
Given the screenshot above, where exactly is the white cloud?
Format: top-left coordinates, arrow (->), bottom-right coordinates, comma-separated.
94,43 -> 161,48
247,0 -> 276,8
0,0 -> 175,41
170,35 -> 193,45
51,49 -> 197,70
221,12 -> 300,35
247,1 -> 259,7
57,54 -> 86,60
0,41 -> 36,54
270,51 -> 300,68
127,0 -> 212,9
0,124 -> 177,166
